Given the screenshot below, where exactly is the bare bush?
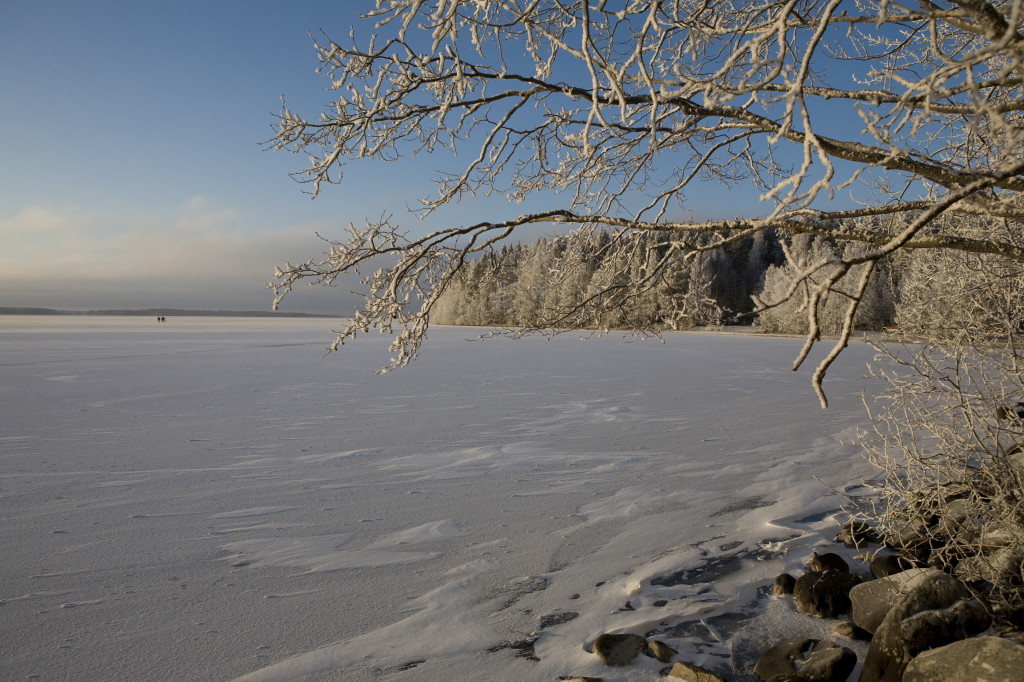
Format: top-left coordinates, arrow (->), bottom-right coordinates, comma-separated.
858,242 -> 1024,620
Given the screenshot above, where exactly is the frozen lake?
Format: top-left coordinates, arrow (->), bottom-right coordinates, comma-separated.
1,316 -> 881,680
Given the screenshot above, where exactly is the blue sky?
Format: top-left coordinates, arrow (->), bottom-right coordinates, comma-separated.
1,1 -> 375,312
0,1 -> 788,314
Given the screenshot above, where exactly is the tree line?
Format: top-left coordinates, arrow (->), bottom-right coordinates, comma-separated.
430,220 -> 954,336
432,214 -> 1021,340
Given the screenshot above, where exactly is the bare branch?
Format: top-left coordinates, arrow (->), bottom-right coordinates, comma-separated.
269,0 -> 1024,398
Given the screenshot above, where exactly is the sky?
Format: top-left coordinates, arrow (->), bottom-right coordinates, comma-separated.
0,1 -> 781,314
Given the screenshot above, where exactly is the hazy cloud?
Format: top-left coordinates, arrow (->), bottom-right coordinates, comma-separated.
0,198 -> 359,313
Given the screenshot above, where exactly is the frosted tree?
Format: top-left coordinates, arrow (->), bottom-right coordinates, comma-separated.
435,227 -> 726,330
269,0 -> 1024,406
684,249 -> 728,326
742,230 -> 776,297
755,233 -> 895,334
509,240 -> 558,326
547,229 -> 605,327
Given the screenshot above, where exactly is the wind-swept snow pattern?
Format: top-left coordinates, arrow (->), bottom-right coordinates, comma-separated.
1,317 -> 879,681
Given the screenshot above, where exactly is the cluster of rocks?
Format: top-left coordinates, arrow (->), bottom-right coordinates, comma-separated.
560,629 -> 729,681
884,488 -> 1024,602
569,520 -> 1024,681
758,520 -> 1024,681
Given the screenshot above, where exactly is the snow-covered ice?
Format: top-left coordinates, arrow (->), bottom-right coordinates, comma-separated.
1,316 -> 883,680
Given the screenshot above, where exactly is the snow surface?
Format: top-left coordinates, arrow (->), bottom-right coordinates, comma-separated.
1,316 -> 884,681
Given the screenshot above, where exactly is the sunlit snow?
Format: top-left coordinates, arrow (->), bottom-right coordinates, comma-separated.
1,316 -> 882,681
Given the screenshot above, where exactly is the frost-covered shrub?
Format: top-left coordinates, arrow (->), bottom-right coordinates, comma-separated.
896,248 -> 1024,342
858,244 -> 1024,620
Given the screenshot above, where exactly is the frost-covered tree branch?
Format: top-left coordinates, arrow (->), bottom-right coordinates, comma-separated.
269,0 -> 1024,404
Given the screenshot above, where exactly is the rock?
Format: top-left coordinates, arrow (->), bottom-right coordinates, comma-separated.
667,660 -> 727,681
753,637 -> 855,682
837,520 -> 880,547
539,611 -> 579,629
754,638 -> 814,680
797,641 -> 856,681
899,599 -> 991,657
859,571 -> 971,682
559,677 -> 603,682
884,524 -> 932,563
850,567 -> 950,634
911,513 -> 937,534
809,551 -> 850,573
937,498 -> 983,545
831,620 -> 872,640
955,546 -> 1024,585
869,553 -> 918,579
903,636 -> 1024,682
793,570 -> 861,618
979,523 -> 1017,551
645,639 -> 677,663
772,573 -> 796,595
592,633 -> 647,667
1008,448 -> 1024,475
996,401 -> 1024,421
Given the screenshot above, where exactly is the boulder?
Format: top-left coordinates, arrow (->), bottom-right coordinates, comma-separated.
996,401 -> 1024,421
902,636 -> 1024,682
772,573 -> 796,596
850,568 -> 949,634
898,599 -> 990,658
869,553 -> 918,579
753,638 -> 855,682
955,546 -> 1024,585
645,639 -> 677,663
667,660 -> 727,681
592,633 -> 647,667
793,570 -> 861,618
979,523 -> 1017,551
1008,448 -> 1024,476
797,641 -> 857,681
884,525 -> 932,563
831,620 -> 872,641
937,498 -> 983,545
859,571 -> 971,682
911,513 -> 937,534
809,551 -> 850,573
837,520 -> 880,548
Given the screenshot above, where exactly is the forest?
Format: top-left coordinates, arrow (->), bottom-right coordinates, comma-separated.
430,218 -> 963,337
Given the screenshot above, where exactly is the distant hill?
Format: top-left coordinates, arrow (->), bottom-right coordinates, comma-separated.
0,307 -> 335,318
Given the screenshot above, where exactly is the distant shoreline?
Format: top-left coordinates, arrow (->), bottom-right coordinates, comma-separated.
0,307 -> 336,318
